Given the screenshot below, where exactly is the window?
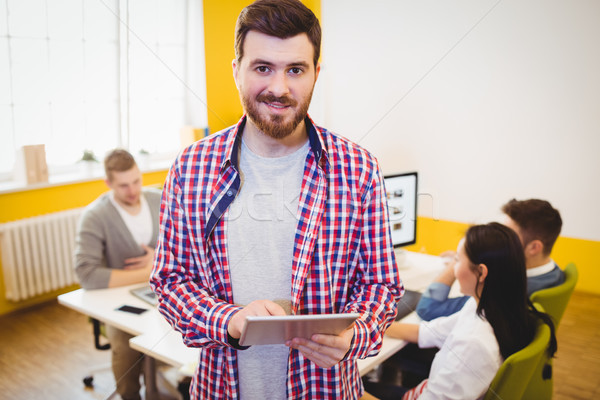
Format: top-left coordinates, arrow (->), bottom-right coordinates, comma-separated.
0,0 -> 207,182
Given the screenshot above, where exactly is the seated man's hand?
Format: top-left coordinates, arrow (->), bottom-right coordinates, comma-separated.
286,325 -> 354,369
124,244 -> 155,270
432,251 -> 457,287
227,300 -> 287,339
439,250 -> 457,266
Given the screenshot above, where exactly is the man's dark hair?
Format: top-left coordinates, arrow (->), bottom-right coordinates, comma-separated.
502,198 -> 562,256
104,149 -> 136,181
234,0 -> 321,67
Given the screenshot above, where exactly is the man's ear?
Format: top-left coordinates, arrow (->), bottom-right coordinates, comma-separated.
232,59 -> 240,89
525,239 -> 544,257
478,264 -> 489,283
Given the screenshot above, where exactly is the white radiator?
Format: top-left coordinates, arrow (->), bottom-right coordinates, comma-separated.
0,208 -> 83,301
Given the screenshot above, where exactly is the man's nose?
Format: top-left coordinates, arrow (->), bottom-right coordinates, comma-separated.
266,71 -> 290,97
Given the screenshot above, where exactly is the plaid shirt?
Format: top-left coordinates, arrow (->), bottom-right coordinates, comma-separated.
151,116 -> 403,399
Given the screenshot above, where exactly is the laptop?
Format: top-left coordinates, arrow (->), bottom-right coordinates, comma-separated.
395,289 -> 422,321
130,285 -> 158,306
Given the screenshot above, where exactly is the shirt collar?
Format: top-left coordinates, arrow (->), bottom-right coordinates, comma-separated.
526,259 -> 556,277
220,117 -> 245,173
221,114 -> 328,172
305,115 -> 327,165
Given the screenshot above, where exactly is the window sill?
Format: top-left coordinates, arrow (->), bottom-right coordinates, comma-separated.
0,159 -> 172,195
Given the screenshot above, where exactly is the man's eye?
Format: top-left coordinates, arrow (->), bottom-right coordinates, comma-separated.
289,67 -> 302,75
256,66 -> 270,73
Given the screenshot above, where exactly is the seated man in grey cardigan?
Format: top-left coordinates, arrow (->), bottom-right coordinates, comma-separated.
416,198 -> 565,321
74,149 -> 161,400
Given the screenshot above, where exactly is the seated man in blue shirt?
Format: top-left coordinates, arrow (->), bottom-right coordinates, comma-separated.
416,198 -> 565,321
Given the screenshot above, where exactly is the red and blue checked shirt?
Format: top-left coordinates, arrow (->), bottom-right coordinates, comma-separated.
151,116 -> 403,399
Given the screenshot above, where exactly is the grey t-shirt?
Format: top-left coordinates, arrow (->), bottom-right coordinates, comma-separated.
227,139 -> 308,399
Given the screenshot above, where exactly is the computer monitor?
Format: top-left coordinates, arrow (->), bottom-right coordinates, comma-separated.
384,172 -> 418,248
385,172 -> 420,316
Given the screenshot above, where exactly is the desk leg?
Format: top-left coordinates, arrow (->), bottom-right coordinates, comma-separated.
144,355 -> 160,400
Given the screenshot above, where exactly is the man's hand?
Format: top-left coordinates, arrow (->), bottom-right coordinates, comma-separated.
436,250 -> 457,286
227,300 -> 287,339
124,244 -> 155,270
286,325 -> 355,369
440,250 -> 457,266
108,244 -> 155,288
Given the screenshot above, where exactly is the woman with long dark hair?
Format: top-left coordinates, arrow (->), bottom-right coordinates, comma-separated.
369,222 -> 557,400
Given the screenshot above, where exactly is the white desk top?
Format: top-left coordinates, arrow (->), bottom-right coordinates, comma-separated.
58,283 -> 173,337
58,251 -> 448,376
129,329 -> 199,369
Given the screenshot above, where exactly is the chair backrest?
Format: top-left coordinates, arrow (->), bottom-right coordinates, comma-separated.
483,310 -> 551,400
530,263 -> 578,327
521,264 -> 578,400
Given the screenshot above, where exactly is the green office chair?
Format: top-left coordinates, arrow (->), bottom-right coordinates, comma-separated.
520,263 -> 579,399
484,305 -> 552,400
530,263 -> 578,327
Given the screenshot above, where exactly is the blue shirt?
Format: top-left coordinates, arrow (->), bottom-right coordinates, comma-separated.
416,263 -> 565,321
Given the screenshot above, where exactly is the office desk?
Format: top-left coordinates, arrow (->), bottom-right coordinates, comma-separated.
58,283 -> 172,338
356,250 -> 447,375
58,283 -> 183,400
59,251 -> 448,387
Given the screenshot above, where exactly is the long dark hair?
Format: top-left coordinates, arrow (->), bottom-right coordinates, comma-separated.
464,222 -> 557,359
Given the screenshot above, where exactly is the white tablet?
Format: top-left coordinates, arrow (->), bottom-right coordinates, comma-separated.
239,313 -> 360,346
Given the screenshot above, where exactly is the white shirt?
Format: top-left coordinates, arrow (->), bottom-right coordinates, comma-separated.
526,259 -> 556,277
109,193 -> 153,246
418,297 -> 503,400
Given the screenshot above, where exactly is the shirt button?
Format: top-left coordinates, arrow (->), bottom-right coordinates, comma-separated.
227,190 -> 233,197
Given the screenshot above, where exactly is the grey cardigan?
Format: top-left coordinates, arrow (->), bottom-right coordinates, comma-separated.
74,188 -> 162,289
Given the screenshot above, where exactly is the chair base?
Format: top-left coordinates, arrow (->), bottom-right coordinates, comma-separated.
83,375 -> 94,388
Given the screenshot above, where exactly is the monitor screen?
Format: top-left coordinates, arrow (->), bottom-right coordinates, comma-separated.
384,172 -> 418,247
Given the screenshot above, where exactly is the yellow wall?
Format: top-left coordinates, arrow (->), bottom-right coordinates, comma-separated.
203,0 -> 246,133
0,170 -> 168,316
405,217 -> 599,295
203,0 -> 321,133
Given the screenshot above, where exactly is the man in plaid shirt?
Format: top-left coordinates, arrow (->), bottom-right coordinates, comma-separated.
151,0 -> 403,398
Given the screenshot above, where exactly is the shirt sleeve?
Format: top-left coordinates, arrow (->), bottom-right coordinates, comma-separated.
74,209 -> 112,289
418,330 -> 501,400
344,165 -> 404,360
150,163 -> 240,349
416,294 -> 469,321
418,311 -> 460,349
422,282 -> 451,301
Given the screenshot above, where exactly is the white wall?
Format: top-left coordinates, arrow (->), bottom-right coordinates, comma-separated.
317,0 -> 600,241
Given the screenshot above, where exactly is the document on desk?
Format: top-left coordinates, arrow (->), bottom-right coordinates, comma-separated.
239,313 -> 359,346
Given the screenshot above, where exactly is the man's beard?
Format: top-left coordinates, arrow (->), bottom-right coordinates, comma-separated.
241,89 -> 313,140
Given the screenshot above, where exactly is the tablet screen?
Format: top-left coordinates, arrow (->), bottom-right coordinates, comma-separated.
239,313 -> 360,346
